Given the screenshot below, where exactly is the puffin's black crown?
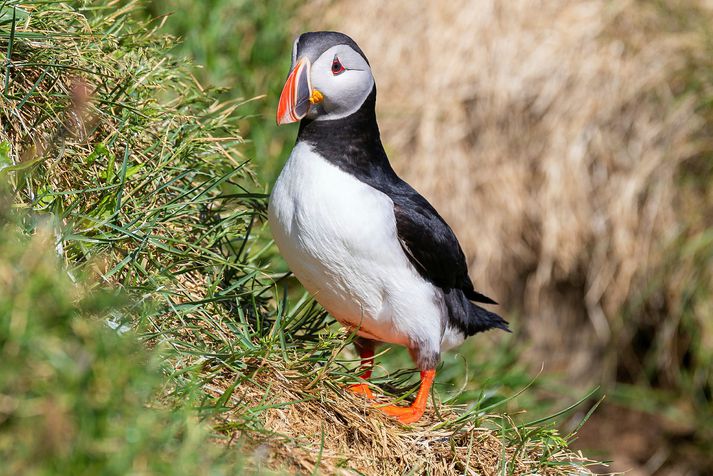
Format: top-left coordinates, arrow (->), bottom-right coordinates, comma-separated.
294,31 -> 370,66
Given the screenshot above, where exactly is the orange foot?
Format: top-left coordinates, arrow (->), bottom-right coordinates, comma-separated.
375,369 -> 435,424
347,382 -> 375,399
377,403 -> 426,424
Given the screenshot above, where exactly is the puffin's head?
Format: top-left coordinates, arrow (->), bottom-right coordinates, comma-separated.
276,31 -> 374,125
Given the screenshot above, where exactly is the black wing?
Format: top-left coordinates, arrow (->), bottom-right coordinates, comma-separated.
390,182 -> 496,304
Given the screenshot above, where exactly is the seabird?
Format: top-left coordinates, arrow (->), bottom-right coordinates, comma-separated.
269,31 -> 509,424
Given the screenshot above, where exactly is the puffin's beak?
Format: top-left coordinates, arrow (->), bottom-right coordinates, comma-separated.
276,57 -> 323,125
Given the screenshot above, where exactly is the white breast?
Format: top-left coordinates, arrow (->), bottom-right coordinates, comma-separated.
268,142 -> 445,352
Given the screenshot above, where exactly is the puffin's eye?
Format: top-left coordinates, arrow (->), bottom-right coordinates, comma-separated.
331,56 -> 346,75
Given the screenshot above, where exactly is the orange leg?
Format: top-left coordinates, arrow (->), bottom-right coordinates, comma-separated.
376,369 -> 435,424
347,342 -> 375,400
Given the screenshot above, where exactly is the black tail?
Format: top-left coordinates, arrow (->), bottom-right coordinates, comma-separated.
444,288 -> 510,337
463,286 -> 498,305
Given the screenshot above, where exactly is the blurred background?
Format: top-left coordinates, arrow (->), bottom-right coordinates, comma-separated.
143,1 -> 713,474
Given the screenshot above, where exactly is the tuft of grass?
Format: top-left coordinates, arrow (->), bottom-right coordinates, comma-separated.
1,1 -> 602,474
181,295 -> 599,475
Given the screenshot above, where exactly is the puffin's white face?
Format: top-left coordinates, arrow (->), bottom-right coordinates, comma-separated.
277,35 -> 374,125
306,45 -> 373,121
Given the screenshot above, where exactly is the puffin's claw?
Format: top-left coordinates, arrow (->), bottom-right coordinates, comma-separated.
347,382 -> 375,399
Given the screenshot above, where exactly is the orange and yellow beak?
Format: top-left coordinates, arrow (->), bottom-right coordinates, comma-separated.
276,58 -> 323,125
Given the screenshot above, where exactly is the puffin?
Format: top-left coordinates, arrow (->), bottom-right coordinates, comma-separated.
269,31 -> 509,424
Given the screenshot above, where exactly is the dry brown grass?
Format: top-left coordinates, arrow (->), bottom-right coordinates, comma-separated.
206,357 -> 594,476
307,0 -> 713,385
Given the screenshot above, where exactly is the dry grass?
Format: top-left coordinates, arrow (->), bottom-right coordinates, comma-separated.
206,357 -> 595,476
309,0 -> 713,386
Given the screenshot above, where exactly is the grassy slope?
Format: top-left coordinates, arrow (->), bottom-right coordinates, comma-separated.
1,1 -> 598,474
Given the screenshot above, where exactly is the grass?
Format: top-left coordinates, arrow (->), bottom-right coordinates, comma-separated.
0,1 -> 602,474
142,0 -> 300,184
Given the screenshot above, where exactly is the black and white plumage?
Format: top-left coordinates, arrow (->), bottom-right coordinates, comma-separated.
270,31 -> 508,422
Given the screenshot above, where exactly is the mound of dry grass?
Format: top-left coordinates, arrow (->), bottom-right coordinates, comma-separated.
312,0 -> 713,388
207,356 -> 594,476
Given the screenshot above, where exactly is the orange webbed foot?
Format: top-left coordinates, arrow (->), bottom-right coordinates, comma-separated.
376,402 -> 426,424
374,368 -> 435,424
347,382 -> 376,399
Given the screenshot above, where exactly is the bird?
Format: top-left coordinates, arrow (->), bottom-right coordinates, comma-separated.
269,31 -> 509,424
